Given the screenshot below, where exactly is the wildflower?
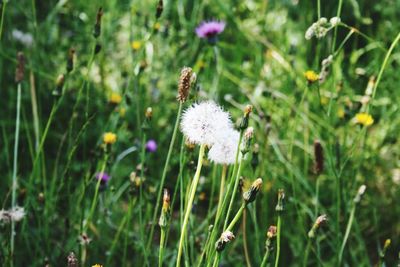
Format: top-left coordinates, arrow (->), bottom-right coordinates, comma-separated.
330,17 -> 341,27
304,70 -> 319,84
159,189 -> 170,228
103,132 -> 117,144
145,139 -> 158,152
12,29 -> 33,47
354,113 -> 374,126
180,101 -> 232,146
243,178 -> 263,204
241,127 -> 254,155
154,22 -> 161,31
353,184 -> 366,203
267,225 -> 277,239
239,104 -> 253,130
208,128 -> 240,165
0,206 -> 25,224
92,264 -> 103,267
15,52 -> 25,83
67,252 -> 79,267
109,92 -> 122,104
215,231 -> 235,252
78,233 -> 91,245
131,40 -> 142,51
177,67 -> 194,102
95,172 -> 111,189
195,20 -> 225,43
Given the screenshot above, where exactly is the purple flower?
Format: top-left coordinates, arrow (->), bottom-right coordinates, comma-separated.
195,20 -> 225,41
146,139 -> 158,152
95,172 -> 111,183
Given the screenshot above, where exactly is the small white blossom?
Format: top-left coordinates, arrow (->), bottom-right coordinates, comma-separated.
0,206 -> 25,224
12,29 -> 33,47
330,17 -> 341,27
180,101 -> 232,146
220,231 -> 235,242
208,128 -> 240,165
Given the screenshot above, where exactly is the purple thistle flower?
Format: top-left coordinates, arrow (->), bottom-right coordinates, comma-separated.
95,172 -> 111,191
146,139 -> 157,152
195,20 -> 225,42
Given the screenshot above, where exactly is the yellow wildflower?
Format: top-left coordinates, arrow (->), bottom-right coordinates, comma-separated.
354,113 -> 374,126
304,70 -> 319,83
92,265 -> 103,267
131,41 -> 142,51
337,107 -> 345,119
103,132 -> 117,145
154,22 -> 161,30
109,92 -> 122,104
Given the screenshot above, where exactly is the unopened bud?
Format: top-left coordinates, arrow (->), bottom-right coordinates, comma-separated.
155,0 -> 163,19
275,189 -> 285,212
243,178 -> 263,204
241,127 -> 254,155
308,214 -> 328,238
67,252 -> 79,267
159,188 -> 170,228
215,231 -> 235,252
353,184 -> 366,203
93,7 -> 103,38
53,74 -> 65,96
66,48 -> 75,73
145,107 -> 153,119
239,105 -> 253,130
267,225 -> 277,239
15,52 -> 25,83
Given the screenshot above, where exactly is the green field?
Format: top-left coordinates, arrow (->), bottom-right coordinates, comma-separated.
1,0 -> 400,266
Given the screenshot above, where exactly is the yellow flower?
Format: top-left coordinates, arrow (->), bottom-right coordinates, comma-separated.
131,41 -> 142,51
354,113 -> 374,126
304,70 -> 319,83
103,132 -> 117,145
337,107 -> 345,119
92,265 -> 103,267
154,22 -> 161,30
109,92 -> 122,104
118,107 -> 126,117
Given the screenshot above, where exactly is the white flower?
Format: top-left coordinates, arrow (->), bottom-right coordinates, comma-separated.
208,128 -> 240,165
330,17 -> 341,27
0,206 -> 25,224
180,101 -> 232,146
12,29 -> 33,47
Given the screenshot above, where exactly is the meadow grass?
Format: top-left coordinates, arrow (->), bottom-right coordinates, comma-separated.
1,0 -> 400,266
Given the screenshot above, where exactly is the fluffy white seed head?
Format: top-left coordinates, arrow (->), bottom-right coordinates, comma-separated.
180,101 -> 232,146
208,128 -> 240,165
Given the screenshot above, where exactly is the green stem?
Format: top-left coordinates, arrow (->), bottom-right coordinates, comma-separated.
0,1 -> 7,41
226,203 -> 246,232
215,164 -> 227,219
159,228 -> 166,267
274,215 -> 282,267
176,144 -> 206,267
147,102 -> 183,250
10,83 -> 22,265
338,203 -> 356,266
261,247 -> 271,267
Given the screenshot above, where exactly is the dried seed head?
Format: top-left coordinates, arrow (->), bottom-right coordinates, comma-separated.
315,214 -> 328,226
15,52 -> 25,83
215,231 -> 235,252
67,252 -> 79,267
162,188 -> 170,211
314,140 -> 324,175
145,107 -> 153,119
93,7 -> 103,38
67,48 -> 75,73
243,178 -> 263,204
308,214 -> 328,238
159,188 -> 171,228
241,127 -> 254,154
177,67 -> 193,102
353,184 -> 366,203
155,0 -> 163,19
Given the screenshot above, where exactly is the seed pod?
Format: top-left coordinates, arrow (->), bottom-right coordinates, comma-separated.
239,105 -> 253,130
275,189 -> 285,212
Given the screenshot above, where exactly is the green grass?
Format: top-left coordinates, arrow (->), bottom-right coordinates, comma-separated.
1,0 -> 400,266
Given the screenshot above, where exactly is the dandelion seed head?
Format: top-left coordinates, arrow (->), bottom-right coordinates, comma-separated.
180,101 -> 232,146
208,128 -> 240,165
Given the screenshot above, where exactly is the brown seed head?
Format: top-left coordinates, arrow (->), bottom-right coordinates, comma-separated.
177,67 -> 193,102
267,225 -> 277,239
15,52 -> 25,83
145,107 -> 153,119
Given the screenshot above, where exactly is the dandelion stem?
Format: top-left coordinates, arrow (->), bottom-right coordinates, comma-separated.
147,101 -> 183,250
10,82 -> 22,265
215,164 -> 227,219
159,228 -> 166,267
0,0 -> 7,41
261,246 -> 272,267
338,202 -> 356,266
176,144 -> 206,267
274,215 -> 282,267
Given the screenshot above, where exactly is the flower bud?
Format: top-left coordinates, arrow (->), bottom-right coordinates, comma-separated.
353,184 -> 366,203
52,74 -> 65,97
239,105 -> 253,130
159,188 -> 170,229
67,252 -> 79,267
275,189 -> 285,212
241,127 -> 254,155
215,231 -> 235,252
243,178 -> 263,204
93,7 -> 103,38
308,214 -> 328,238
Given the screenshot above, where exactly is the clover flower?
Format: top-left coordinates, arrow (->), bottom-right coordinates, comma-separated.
180,101 -> 232,146
145,139 -> 158,152
208,128 -> 240,165
195,20 -> 225,43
